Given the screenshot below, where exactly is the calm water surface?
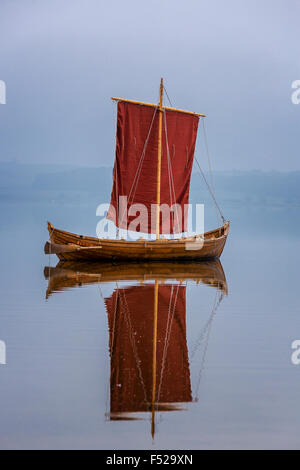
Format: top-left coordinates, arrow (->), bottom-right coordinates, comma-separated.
0,201 -> 299,449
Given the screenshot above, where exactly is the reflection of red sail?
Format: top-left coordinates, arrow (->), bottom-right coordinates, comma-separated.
105,284 -> 192,417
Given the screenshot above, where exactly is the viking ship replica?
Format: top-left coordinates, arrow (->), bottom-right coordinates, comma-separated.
45,78 -> 229,262
44,260 -> 228,437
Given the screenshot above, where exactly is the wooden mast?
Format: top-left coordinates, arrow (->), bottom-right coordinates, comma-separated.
156,78 -> 163,240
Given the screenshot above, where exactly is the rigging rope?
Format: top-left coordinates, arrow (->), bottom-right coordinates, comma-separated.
163,84 -> 173,107
201,118 -> 220,225
201,119 -> 214,198
160,84 -> 226,230
194,155 -> 226,225
97,282 -> 105,301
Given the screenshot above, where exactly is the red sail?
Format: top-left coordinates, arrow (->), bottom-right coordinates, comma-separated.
107,101 -> 199,234
105,284 -> 192,417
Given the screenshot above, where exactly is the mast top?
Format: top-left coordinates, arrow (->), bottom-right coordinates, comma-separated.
159,77 -> 163,110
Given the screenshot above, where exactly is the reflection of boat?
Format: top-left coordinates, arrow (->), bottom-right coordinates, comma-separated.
44,78 -> 229,261
44,260 -> 227,437
44,259 -> 228,299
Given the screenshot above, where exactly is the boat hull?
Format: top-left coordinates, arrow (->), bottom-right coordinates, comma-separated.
45,221 -> 230,261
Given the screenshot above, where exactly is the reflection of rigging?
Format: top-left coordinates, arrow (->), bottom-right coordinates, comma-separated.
44,259 -> 228,438
190,290 -> 224,402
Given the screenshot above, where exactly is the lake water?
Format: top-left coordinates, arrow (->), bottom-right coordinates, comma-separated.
0,200 -> 299,450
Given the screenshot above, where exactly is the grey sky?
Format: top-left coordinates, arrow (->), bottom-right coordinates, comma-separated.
0,0 -> 299,170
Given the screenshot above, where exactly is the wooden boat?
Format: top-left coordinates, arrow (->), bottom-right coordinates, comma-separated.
45,221 -> 229,262
44,260 -> 227,433
45,78 -> 229,261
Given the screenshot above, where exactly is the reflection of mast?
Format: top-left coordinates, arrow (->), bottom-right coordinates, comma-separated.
152,280 -> 159,438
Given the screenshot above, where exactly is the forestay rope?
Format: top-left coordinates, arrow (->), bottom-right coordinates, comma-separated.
163,84 -> 227,227
194,154 -> 226,225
